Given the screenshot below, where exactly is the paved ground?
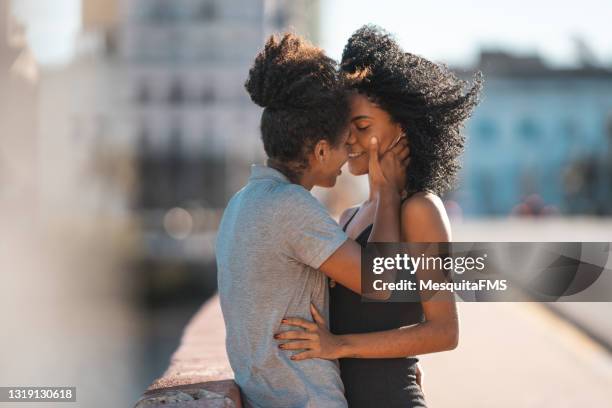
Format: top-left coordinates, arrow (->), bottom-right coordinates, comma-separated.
551,303 -> 612,350
419,302 -> 612,407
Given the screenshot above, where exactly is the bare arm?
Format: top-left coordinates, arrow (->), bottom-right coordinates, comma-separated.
277,193 -> 459,360
335,193 -> 458,358
318,240 -> 362,294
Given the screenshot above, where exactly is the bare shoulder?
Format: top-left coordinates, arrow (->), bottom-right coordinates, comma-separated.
338,205 -> 360,227
400,191 -> 451,242
401,191 -> 446,217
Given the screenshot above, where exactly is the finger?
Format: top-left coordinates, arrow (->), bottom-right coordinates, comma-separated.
291,350 -> 317,361
281,317 -> 317,331
279,340 -> 312,351
395,145 -> 410,162
274,330 -> 315,341
310,303 -> 326,326
368,137 -> 382,177
389,136 -> 408,154
387,133 -> 405,152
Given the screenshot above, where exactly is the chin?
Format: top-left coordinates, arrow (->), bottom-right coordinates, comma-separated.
325,177 -> 338,188
348,162 -> 368,176
317,176 -> 337,189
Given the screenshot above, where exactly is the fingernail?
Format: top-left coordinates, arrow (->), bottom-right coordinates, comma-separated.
273,334 -> 279,339
278,344 -> 284,349
290,356 -> 296,360
281,319 -> 287,323
370,137 -> 377,144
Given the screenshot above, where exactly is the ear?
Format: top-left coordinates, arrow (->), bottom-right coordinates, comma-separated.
312,139 -> 331,163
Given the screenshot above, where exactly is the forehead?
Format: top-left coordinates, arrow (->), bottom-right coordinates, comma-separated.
348,92 -> 391,121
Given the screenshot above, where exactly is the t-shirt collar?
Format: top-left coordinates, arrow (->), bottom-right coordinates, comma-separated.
249,164 -> 290,183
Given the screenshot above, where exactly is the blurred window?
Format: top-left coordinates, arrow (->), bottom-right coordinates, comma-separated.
169,125 -> 183,158
560,118 -> 579,148
138,124 -> 151,155
150,0 -> 174,22
168,79 -> 185,105
475,119 -> 498,144
273,8 -> 288,28
168,125 -> 184,203
517,117 -> 541,142
562,119 -> 577,139
137,81 -> 151,104
199,1 -> 217,21
136,124 -> 153,208
202,87 -> 215,104
201,143 -> 227,207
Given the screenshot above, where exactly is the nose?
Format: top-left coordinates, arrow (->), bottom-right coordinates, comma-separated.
346,127 -> 356,145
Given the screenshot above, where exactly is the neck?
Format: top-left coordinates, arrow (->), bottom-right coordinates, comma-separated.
298,172 -> 315,191
267,159 -> 313,191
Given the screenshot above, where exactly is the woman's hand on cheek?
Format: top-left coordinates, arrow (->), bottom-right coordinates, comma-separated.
274,304 -> 345,361
368,137 -> 399,197
382,136 -> 410,194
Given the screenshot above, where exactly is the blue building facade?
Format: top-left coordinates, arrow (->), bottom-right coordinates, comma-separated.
455,52 -> 612,216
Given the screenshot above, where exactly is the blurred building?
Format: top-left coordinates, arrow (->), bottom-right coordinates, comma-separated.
0,0 -> 38,214
34,0 -> 133,222
456,51 -> 612,216
118,0 -> 320,262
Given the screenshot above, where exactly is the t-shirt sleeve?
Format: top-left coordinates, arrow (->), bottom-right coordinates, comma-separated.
279,187 -> 348,269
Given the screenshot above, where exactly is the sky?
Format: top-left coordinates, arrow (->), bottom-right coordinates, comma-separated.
9,0 -> 612,68
320,0 -> 612,68
11,0 -> 81,66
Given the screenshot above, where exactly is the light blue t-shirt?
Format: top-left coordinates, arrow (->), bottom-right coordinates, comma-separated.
216,164 -> 349,408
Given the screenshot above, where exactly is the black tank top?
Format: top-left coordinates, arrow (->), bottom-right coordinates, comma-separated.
329,208 -> 427,408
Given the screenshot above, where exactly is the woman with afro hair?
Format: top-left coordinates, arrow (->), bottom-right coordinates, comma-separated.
275,25 -> 482,407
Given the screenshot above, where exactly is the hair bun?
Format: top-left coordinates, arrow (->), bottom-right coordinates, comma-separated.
245,33 -> 337,110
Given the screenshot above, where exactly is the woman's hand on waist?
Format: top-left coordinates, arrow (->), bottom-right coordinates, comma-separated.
274,303 -> 347,361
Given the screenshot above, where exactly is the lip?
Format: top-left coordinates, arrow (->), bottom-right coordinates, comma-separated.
348,151 -> 365,159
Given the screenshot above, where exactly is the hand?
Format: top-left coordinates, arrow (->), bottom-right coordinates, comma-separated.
384,134 -> 410,194
368,136 -> 410,197
275,304 -> 345,361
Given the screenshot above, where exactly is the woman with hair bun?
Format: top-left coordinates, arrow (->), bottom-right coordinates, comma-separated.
275,25 -> 482,407
216,33 -> 410,408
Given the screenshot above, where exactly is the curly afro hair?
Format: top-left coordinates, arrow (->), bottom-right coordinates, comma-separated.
341,25 -> 482,195
245,33 -> 349,181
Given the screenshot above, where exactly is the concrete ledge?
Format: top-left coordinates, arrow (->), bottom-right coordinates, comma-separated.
134,295 -> 242,408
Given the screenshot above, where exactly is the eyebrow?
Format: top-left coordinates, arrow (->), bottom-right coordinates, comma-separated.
351,115 -> 372,122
